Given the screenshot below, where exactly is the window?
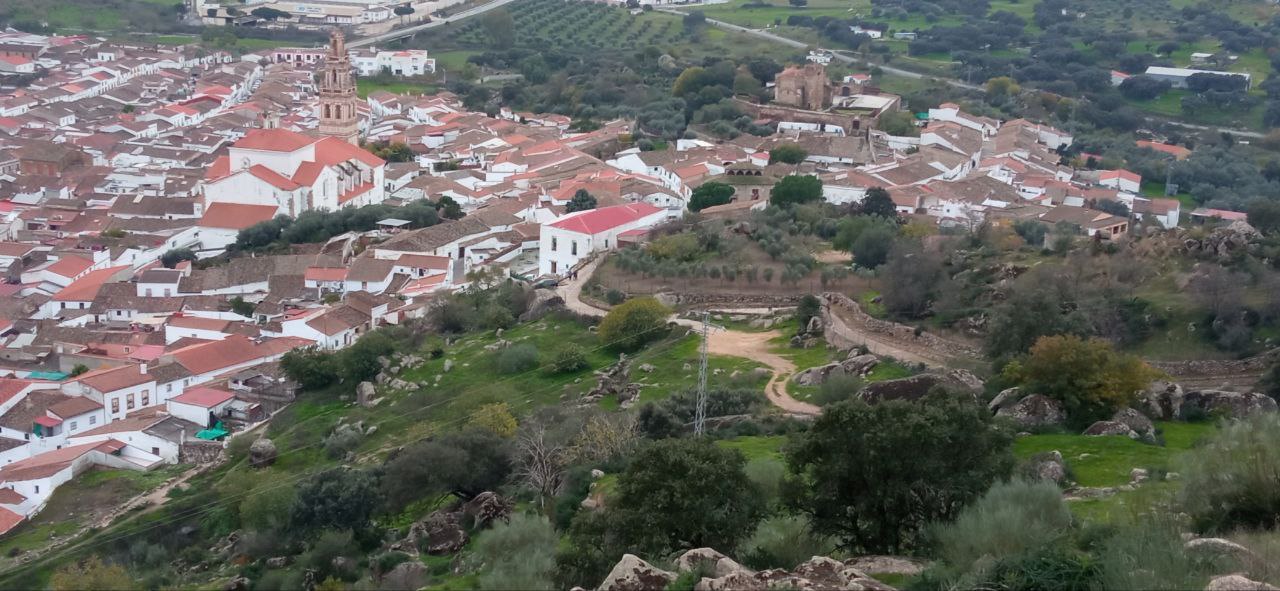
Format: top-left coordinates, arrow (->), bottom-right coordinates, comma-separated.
126,394 -> 135,410
551,237 -> 557,252
111,398 -> 119,414
145,288 -> 152,297
167,384 -> 173,393
89,415 -> 97,425
142,391 -> 150,406
69,421 -> 77,432
571,241 -> 578,256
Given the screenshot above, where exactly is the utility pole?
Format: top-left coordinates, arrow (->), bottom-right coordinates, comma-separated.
694,310 -> 709,436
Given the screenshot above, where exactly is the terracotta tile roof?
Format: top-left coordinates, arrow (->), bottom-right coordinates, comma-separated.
0,380 -> 38,408
53,265 -> 129,302
0,507 -> 22,536
0,488 -> 26,505
313,136 -> 384,168
248,164 -> 302,190
170,387 -> 234,408
200,203 -> 280,230
234,128 -> 315,152
45,255 -> 94,279
47,396 -> 101,419
305,267 -> 347,282
549,203 -> 662,235
0,439 -> 125,481
171,334 -> 310,376
72,363 -> 153,394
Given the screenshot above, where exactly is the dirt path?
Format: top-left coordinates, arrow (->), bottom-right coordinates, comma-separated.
556,262 -> 818,414
706,329 -> 820,415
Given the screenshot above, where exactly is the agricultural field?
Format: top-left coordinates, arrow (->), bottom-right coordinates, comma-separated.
0,0 -> 188,34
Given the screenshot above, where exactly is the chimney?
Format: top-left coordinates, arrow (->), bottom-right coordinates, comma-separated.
140,363 -> 148,375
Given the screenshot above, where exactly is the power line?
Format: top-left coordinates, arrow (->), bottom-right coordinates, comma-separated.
694,310 -> 709,436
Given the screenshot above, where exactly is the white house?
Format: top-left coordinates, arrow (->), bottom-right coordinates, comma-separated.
351,49 -> 436,77
850,25 -> 883,39
203,128 -> 387,216
1098,169 -> 1142,194
166,387 -> 235,428
538,203 -> 667,277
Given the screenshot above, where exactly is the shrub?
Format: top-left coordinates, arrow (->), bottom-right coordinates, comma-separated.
323,426 -> 362,459
1181,414 -> 1280,533
598,297 -> 670,352
475,513 -> 559,589
933,479 -> 1074,570
496,343 -> 539,374
1003,335 -> 1161,428
551,344 -> 589,373
744,457 -> 785,507
604,289 -> 626,305
740,515 -> 836,570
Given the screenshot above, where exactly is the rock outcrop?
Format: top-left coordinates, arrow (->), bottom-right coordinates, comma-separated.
1182,390 -> 1278,419
792,353 -> 881,387
1204,575 -> 1279,591
1112,407 -> 1156,442
248,438 -> 276,469
462,491 -> 513,527
857,371 -> 982,404
596,549 -> 899,591
1083,420 -> 1139,439
1023,450 -> 1068,484
996,394 -> 1066,428
1184,538 -> 1254,562
597,554 -> 676,591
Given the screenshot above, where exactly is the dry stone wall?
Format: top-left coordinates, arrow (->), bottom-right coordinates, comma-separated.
820,292 -> 984,368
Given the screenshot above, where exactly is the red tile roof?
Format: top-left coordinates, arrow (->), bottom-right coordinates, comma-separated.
234,128 -> 315,153
72,363 -> 153,393
0,507 -> 22,536
45,255 -> 94,279
313,136 -> 385,168
170,387 -> 235,408
0,439 -> 126,481
248,164 -> 302,190
548,203 -> 663,235
0,379 -> 36,408
305,267 -> 347,282
171,335 -> 311,376
52,265 -> 129,302
200,203 -> 279,230
0,488 -> 26,505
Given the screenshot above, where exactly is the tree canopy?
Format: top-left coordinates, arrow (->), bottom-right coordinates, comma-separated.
566,189 -> 598,213
689,181 -> 736,212
784,394 -> 1014,554
769,175 -> 823,207
598,297 -> 670,351
1003,335 -> 1161,427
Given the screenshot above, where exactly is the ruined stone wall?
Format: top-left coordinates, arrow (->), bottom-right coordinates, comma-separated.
179,441 -> 225,465
821,292 -> 984,367
1148,349 -> 1278,381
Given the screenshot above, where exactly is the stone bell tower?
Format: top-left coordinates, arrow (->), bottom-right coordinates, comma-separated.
318,29 -> 359,144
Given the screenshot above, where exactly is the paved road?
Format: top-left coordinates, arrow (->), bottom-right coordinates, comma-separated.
348,0 -> 521,48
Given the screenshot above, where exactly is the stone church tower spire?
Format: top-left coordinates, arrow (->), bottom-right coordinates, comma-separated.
318,29 -> 359,144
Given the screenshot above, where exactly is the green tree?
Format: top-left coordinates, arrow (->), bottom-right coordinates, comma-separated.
880,242 -> 943,318
481,9 -> 516,49
795,294 -> 821,329
159,248 -> 195,268
551,344 -> 589,374
1247,198 -> 1280,236
589,439 -> 763,557
469,402 -> 518,438
784,395 -> 1014,554
382,429 -> 513,510
689,181 -> 736,211
566,189 -> 598,213
985,76 -> 1021,102
769,144 -> 808,165
340,329 -> 398,383
51,557 -> 136,591
769,175 -> 823,207
859,187 -> 898,218
598,297 -> 670,352
281,348 -> 340,390
1003,335 -> 1161,427
851,224 -> 895,268
877,111 -> 918,137
229,295 -> 255,317
475,514 -> 559,590
290,467 -> 382,535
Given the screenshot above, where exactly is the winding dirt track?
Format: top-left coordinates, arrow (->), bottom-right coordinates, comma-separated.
705,329 -> 820,415
556,263 -> 819,415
